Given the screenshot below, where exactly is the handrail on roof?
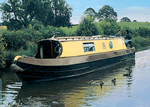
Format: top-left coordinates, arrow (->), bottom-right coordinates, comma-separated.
40,35 -> 123,42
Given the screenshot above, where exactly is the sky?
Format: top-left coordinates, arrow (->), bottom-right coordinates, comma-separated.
66,0 -> 150,24
0,0 -> 150,24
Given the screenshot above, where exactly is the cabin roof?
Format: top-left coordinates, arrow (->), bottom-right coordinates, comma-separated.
39,35 -> 124,42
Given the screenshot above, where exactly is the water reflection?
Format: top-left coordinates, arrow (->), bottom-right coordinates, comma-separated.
2,49 -> 150,106
11,58 -> 135,107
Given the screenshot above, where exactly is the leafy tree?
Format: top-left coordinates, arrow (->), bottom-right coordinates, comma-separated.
76,15 -> 100,36
36,0 -> 73,27
120,17 -> 131,22
99,18 -> 120,36
97,5 -> 117,21
84,7 -> 97,19
133,20 -> 137,22
0,0 -> 45,30
0,0 -> 72,29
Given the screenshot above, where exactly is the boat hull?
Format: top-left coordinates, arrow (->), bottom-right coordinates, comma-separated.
15,49 -> 135,82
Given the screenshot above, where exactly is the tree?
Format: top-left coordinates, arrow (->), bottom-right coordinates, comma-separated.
84,7 -> 97,19
0,0 -> 72,30
120,17 -> 131,22
99,18 -> 120,36
133,20 -> 137,22
76,15 -> 99,36
36,0 -> 73,27
97,5 -> 117,21
0,0 -> 45,30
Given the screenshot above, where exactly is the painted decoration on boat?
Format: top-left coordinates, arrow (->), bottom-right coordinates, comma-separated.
122,42 -> 124,46
102,42 -> 106,50
109,41 -> 113,49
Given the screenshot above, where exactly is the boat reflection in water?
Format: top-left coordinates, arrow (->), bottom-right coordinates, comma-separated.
14,58 -> 135,107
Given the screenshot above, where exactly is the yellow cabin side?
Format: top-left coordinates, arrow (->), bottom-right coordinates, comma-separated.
60,38 -> 126,57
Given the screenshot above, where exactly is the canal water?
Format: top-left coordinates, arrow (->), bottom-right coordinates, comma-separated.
0,49 -> 150,107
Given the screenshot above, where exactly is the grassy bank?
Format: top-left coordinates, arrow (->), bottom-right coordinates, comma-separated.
117,22 -> 150,29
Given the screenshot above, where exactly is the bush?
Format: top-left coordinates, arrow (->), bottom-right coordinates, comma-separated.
2,24 -> 67,52
76,15 -> 100,36
2,30 -> 26,51
59,26 -> 78,36
17,42 -> 38,57
0,36 -> 6,69
133,20 -> 137,22
136,27 -> 150,38
132,36 -> 150,49
99,19 -> 120,36
5,50 -> 17,67
5,42 -> 38,67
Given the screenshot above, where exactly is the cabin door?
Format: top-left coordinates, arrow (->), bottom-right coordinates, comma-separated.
39,40 -> 62,58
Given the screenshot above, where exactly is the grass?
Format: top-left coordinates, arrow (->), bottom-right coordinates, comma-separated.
60,26 -> 78,36
0,26 -> 7,37
117,22 -> 150,29
61,22 -> 150,36
0,26 -> 7,29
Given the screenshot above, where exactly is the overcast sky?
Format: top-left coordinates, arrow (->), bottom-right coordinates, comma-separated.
0,0 -> 150,24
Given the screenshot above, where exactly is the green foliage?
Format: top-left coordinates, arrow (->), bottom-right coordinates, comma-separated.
99,19 -> 120,35
5,50 -> 16,67
0,0 -> 73,30
2,24 -> 66,51
76,15 -> 100,36
132,36 -> 150,49
84,7 -> 97,19
133,20 -> 137,22
120,17 -> 131,22
36,0 -> 73,27
60,26 -> 78,36
0,36 -> 6,68
0,0 -> 45,30
118,22 -> 150,29
18,42 -> 37,57
136,27 -> 150,38
97,5 -> 117,21
2,30 -> 26,51
5,41 -> 37,67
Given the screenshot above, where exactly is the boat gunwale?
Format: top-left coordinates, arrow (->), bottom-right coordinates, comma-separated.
17,48 -> 135,67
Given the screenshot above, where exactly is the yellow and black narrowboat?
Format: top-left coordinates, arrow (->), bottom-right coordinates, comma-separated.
10,35 -> 135,82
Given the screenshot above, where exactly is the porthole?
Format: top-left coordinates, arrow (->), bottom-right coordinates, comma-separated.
109,41 -> 113,49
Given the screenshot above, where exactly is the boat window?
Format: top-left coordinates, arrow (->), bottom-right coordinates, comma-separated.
83,42 -> 95,52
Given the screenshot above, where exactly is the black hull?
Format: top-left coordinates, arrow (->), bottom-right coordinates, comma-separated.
16,52 -> 135,82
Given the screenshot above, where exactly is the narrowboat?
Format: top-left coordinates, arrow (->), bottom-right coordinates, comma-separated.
10,35 -> 135,82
